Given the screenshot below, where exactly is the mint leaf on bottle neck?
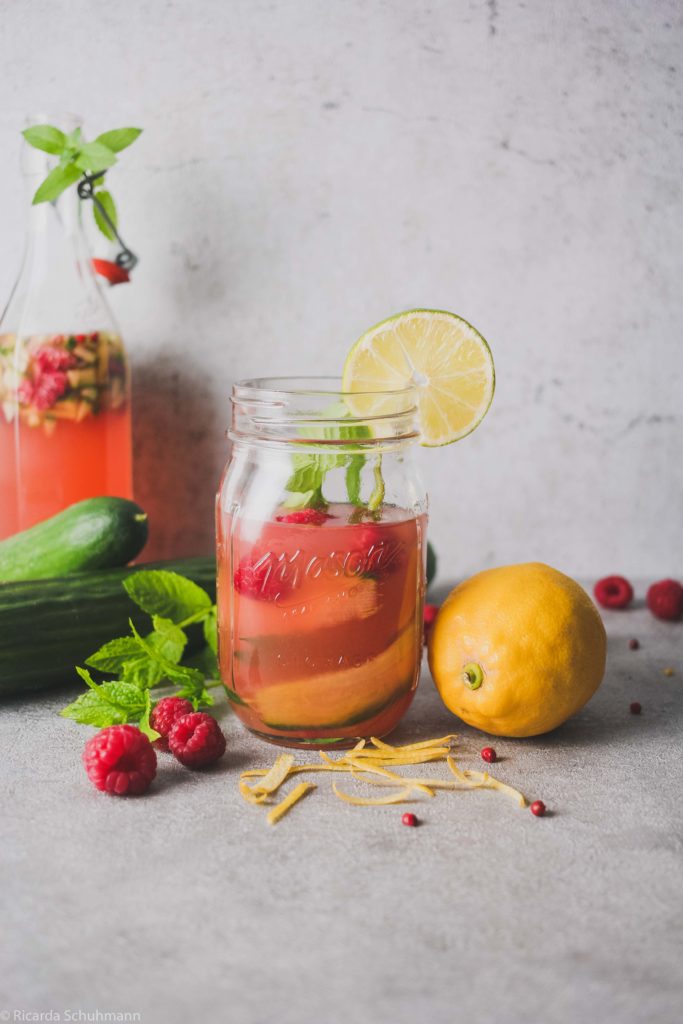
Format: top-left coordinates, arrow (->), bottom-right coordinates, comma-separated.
22,124 -> 67,155
22,121 -> 142,239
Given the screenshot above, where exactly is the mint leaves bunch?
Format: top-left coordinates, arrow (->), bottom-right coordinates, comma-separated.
284,402 -> 385,513
60,569 -> 235,741
22,123 -> 142,241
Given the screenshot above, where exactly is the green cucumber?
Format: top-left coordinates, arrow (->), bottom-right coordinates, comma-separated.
0,557 -> 215,697
0,497 -> 149,582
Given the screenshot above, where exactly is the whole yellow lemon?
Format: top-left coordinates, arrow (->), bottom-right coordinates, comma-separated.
427,562 -> 606,737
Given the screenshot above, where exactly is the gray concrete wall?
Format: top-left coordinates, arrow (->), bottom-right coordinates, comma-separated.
0,0 -> 681,574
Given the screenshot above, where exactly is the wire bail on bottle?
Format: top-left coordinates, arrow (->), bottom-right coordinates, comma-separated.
77,171 -> 138,273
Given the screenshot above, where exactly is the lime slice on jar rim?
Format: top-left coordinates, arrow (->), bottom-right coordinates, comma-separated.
341,309 -> 495,447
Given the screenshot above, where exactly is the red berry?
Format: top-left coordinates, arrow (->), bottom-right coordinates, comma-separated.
423,603 -> 439,627
35,346 -> 76,373
168,712 -> 226,769
234,554 -> 296,602
628,638 -> 640,650
630,701 -> 642,715
593,576 -> 634,610
151,696 -> 194,750
347,522 -> 404,578
646,579 -> 683,622
276,508 -> 330,525
423,603 -> 439,645
83,725 -> 157,796
530,800 -> 546,817
402,812 -> 418,827
481,746 -> 497,763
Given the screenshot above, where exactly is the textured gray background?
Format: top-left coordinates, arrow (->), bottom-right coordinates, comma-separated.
1,593 -> 682,1024
0,0 -> 681,573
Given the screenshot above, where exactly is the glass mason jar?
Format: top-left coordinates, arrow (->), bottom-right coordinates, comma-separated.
216,377 -> 428,748
0,115 -> 132,539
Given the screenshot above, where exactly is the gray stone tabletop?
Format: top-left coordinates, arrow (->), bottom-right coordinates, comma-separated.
1,586 -> 682,1024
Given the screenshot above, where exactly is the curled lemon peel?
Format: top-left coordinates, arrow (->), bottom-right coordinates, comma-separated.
324,749 -> 450,767
251,754 -> 294,794
267,782 -> 316,825
239,779 -> 268,805
238,734 -> 527,821
347,761 -> 435,798
370,734 -> 458,751
447,756 -> 527,808
332,782 -> 416,806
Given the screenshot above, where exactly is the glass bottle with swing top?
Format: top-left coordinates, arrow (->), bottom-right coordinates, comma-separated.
0,115 -> 133,538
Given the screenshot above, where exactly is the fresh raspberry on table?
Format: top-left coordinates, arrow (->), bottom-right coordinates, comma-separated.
150,696 -> 194,750
646,579 -> 683,621
276,508 -> 330,525
83,725 -> 157,796
168,712 -> 226,769
234,555 -> 295,601
593,576 -> 633,610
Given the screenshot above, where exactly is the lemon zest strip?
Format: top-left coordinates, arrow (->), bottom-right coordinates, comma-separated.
447,756 -> 527,807
346,760 -> 435,798
370,735 -> 458,752
267,783 -> 316,825
332,782 -> 416,806
239,780 -> 269,805
251,754 -> 295,795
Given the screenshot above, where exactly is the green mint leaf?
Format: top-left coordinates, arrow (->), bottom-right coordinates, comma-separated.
86,636 -> 140,674
203,607 -> 217,655
284,460 -> 326,499
123,570 -> 212,624
61,668 -> 147,727
32,162 -> 82,204
150,616 -> 187,664
93,189 -> 118,241
281,486 -> 326,510
139,691 -> 160,742
75,141 -> 117,172
86,635 -> 167,689
65,127 -> 82,150
189,685 -> 215,710
345,455 -> 365,506
368,457 -> 385,512
129,620 -> 205,693
121,657 -> 164,689
283,402 -> 374,508
94,127 -> 142,153
60,690 -> 126,727
22,124 -> 67,155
